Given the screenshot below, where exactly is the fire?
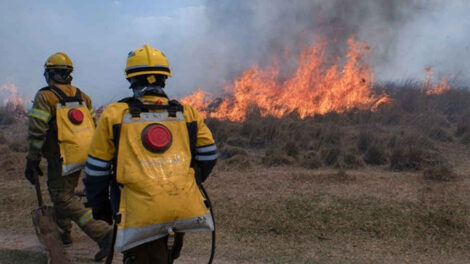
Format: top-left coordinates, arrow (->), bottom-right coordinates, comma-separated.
0,82 -> 28,117
182,37 -> 390,121
422,67 -> 451,95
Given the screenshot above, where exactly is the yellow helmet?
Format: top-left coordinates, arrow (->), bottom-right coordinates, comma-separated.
125,44 -> 172,79
44,52 -> 73,71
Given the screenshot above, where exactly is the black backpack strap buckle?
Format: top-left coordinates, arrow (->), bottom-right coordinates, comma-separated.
168,100 -> 183,118
129,105 -> 142,118
119,97 -> 144,118
119,97 -> 184,119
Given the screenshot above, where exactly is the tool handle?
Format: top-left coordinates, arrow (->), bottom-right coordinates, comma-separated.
105,222 -> 118,264
33,169 -> 44,208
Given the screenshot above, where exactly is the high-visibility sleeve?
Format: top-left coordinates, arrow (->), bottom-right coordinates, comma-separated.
83,155 -> 113,208
183,105 -> 217,182
87,103 -> 122,161
84,103 -> 122,208
27,92 -> 52,160
182,105 -> 216,147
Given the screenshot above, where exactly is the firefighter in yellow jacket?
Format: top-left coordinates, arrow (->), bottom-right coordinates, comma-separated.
25,52 -> 113,261
83,44 -> 218,263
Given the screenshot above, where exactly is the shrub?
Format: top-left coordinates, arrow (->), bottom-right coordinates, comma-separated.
300,151 -> 322,169
412,113 -> 450,132
205,118 -> 230,144
389,145 -> 441,171
8,141 -> 28,153
423,164 -> 457,182
388,130 -> 443,171
317,125 -> 342,147
320,147 -> 341,166
219,146 -> 247,160
262,147 -> 294,167
246,115 -> 280,143
462,132 -> 470,145
0,131 -> 8,145
357,130 -> 375,153
455,122 -> 469,137
226,136 -> 249,147
363,144 -> 387,165
342,152 -> 364,169
225,154 -> 252,170
428,127 -> 452,142
284,142 -> 299,158
390,147 -> 419,171
0,107 -> 16,126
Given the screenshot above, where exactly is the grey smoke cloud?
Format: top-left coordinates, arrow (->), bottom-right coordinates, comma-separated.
0,0 -> 468,107
192,0 -> 470,90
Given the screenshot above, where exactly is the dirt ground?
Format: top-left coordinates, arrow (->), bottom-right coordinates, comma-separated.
1,117 -> 469,263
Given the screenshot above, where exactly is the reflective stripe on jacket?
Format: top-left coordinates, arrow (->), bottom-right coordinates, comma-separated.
83,95 -> 217,251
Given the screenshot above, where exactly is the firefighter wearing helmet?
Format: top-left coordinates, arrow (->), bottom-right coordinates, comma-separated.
25,52 -> 113,261
83,44 -> 218,263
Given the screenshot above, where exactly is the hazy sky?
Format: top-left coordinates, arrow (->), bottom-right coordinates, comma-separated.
1,0 -> 469,106
0,0 -> 206,104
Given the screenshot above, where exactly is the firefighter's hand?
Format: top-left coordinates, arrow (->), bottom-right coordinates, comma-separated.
24,158 -> 43,185
194,165 -> 211,184
92,202 -> 113,225
194,166 -> 204,184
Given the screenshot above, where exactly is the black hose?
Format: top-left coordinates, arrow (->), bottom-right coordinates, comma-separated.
105,218 -> 118,264
199,184 -> 216,264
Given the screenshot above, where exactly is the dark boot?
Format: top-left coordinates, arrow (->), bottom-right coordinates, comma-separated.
60,231 -> 72,247
94,230 -> 113,262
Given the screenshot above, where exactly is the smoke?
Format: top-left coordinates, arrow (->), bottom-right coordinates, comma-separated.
1,0 -> 468,106
168,0 -> 470,96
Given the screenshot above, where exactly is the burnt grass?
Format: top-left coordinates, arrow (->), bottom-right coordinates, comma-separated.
1,84 -> 470,263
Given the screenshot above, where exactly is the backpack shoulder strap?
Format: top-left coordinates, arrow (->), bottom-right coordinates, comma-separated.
118,97 -> 144,118
74,88 -> 84,104
41,86 -> 83,105
167,99 -> 184,117
119,97 -> 183,118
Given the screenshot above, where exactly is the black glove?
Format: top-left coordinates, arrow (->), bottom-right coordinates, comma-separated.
92,201 -> 113,225
194,160 -> 216,184
194,166 -> 204,185
24,158 -> 43,185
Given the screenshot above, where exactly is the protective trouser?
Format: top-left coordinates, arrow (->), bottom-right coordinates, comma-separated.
46,156 -> 111,242
123,233 -> 184,264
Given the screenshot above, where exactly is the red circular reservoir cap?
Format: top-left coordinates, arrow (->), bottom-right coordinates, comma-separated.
68,109 -> 84,124
143,124 -> 172,152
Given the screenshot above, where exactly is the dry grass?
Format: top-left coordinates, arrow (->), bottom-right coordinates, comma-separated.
189,164 -> 470,264
208,86 -> 470,174
0,86 -> 469,263
0,106 -> 16,126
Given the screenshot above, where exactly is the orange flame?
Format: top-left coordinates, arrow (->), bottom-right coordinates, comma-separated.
182,37 -> 390,121
0,83 -> 27,117
422,67 -> 451,95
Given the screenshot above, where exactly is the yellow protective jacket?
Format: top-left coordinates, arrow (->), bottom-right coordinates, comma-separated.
83,94 -> 217,252
27,84 -> 95,161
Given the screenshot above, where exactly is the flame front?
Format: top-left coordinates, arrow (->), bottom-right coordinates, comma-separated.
182,37 -> 390,121
422,67 -> 451,95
